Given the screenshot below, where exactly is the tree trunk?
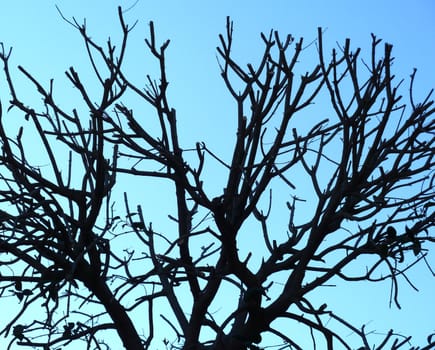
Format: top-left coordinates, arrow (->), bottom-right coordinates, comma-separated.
82,272 -> 143,349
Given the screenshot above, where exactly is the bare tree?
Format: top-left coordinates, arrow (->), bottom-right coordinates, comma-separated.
0,7 -> 434,350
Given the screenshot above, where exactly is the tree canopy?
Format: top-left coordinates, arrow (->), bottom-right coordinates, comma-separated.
0,6 -> 434,350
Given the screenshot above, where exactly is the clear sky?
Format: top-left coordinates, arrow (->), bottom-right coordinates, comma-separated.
0,1 -> 434,349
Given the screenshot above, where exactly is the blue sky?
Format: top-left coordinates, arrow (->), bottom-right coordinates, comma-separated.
0,1 -> 434,349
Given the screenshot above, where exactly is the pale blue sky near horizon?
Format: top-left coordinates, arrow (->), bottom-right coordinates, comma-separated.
0,1 -> 434,349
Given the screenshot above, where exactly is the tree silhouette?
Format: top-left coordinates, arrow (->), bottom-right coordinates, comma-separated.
0,7 -> 434,350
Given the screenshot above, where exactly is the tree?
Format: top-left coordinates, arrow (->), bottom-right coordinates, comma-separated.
0,6 -> 434,350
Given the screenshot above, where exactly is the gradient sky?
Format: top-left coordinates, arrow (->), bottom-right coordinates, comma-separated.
0,1 -> 434,349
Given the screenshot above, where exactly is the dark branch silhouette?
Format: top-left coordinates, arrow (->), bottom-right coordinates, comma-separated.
0,7 -> 433,350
